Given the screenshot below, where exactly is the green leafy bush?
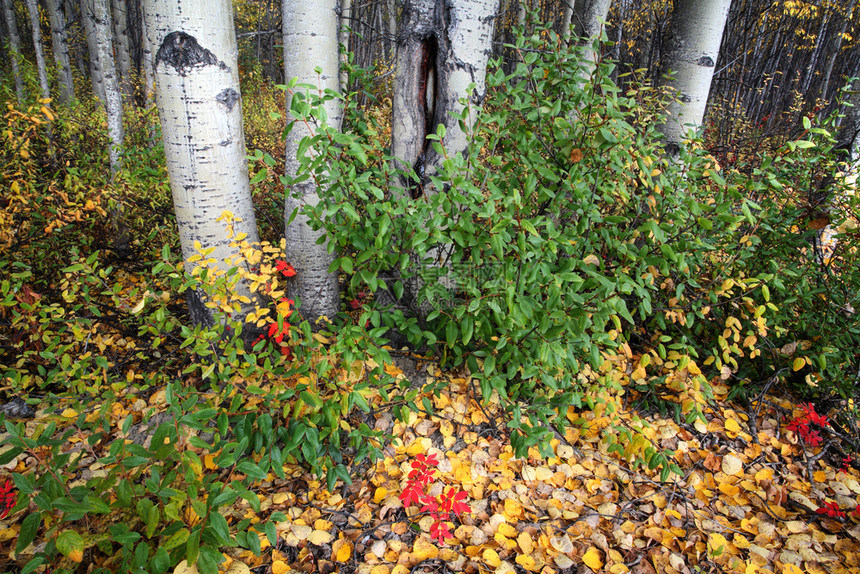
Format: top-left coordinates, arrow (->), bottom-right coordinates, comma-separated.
285,23 -> 858,459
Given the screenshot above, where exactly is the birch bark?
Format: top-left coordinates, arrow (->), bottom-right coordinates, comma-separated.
282,0 -> 342,324
1,0 -> 25,104
658,0 -> 732,154
45,0 -> 76,104
110,0 -> 133,99
25,0 -> 50,101
391,0 -> 500,193
89,0 -> 124,174
144,0 -> 261,327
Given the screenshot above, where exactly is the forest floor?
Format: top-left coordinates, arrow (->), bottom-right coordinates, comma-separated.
4,351 -> 858,574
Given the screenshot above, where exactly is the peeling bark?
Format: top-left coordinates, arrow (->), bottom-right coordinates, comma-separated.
391,0 -> 499,195
145,0 -> 261,327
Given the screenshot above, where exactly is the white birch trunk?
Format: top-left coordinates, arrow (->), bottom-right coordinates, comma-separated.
25,0 -> 50,101
339,0 -> 351,92
1,0 -> 25,104
568,0 -> 611,49
658,0 -> 732,154
45,0 -> 76,104
81,0 -> 106,102
145,0 -> 261,327
140,3 -> 155,108
110,0 -> 133,99
90,0 -> 124,174
282,0 -> 342,325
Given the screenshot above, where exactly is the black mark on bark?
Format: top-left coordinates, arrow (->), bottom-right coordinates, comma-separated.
216,88 -> 240,111
696,55 -> 714,67
155,31 -> 226,76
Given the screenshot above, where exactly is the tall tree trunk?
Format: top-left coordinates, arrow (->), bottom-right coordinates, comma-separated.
658,0 -> 732,155
25,0 -> 51,102
1,0 -> 25,104
45,0 -> 76,104
566,0 -> 612,46
110,0 -> 133,99
339,0 -> 351,92
81,0 -> 106,101
140,3 -> 154,109
392,0 -> 500,193
87,0 -> 124,174
145,0 -> 261,327
282,0 -> 342,325
820,0 -> 857,105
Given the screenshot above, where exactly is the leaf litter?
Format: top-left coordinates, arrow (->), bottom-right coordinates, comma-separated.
1,351 -> 859,574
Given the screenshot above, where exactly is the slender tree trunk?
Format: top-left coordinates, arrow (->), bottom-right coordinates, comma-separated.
110,0 -> 133,99
1,0 -> 25,104
658,0 -> 732,154
87,0 -> 124,174
281,0 -> 342,325
145,0 -> 261,327
339,0 -> 351,92
25,0 -> 51,101
820,0 -> 857,104
81,0 -> 106,101
45,0 -> 76,104
140,2 -> 154,108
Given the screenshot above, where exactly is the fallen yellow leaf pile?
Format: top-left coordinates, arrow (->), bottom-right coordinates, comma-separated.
2,356 -> 859,574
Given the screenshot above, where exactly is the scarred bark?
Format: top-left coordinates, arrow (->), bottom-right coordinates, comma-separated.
391,0 -> 500,195
145,0 -> 261,327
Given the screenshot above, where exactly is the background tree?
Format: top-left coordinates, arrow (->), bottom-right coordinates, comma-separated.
24,0 -> 50,103
145,0 -> 261,326
45,0 -> 76,104
1,0 -> 24,104
281,0 -> 342,324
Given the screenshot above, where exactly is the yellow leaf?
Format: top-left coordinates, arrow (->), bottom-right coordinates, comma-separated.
724,419 -> 741,434
498,522 -> 518,537
333,539 -> 352,562
782,565 -> 804,574
412,536 -> 439,561
754,468 -> 773,482
307,530 -> 333,545
271,560 -> 290,574
582,547 -> 603,571
373,487 -> 388,503
517,531 -> 534,554
792,357 -> 806,371
722,454 -> 743,476
708,532 -> 728,555
515,554 -> 538,571
130,290 -> 149,314
172,561 -> 200,574
483,548 -> 501,567
61,408 -> 78,418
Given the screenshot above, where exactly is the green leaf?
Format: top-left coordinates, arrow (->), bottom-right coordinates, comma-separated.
16,513 -> 40,553
56,529 -> 85,560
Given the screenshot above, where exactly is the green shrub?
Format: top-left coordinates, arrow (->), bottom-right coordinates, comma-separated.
283,23 -> 858,460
